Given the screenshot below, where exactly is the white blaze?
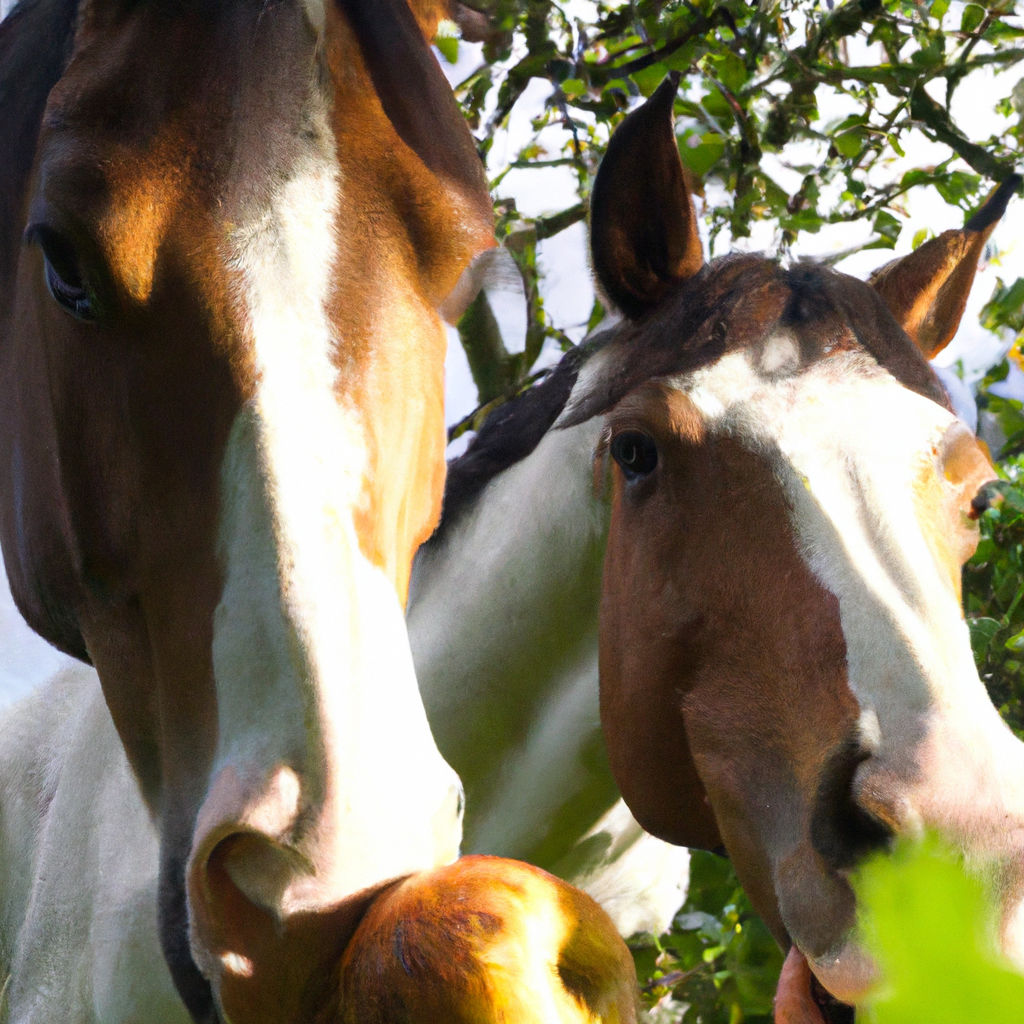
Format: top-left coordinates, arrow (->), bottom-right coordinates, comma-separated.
685,344 -> 1024,990
192,100 -> 461,940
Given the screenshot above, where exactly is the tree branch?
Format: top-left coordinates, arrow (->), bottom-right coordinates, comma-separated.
910,84 -> 1017,181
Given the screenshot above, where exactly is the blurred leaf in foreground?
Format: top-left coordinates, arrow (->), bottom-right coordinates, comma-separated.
856,835 -> 1024,1022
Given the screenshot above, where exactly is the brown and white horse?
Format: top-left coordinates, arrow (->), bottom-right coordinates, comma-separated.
413,77 -> 1024,1020
577,78 -> 1024,1019
0,1 -> 636,1022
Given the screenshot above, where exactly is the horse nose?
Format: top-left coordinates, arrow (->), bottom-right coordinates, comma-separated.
809,739 -> 893,872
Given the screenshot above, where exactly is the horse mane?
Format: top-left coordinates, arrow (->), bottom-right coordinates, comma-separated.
435,255 -> 952,540
0,0 -> 80,281
561,256 -> 950,428
434,332 -> 611,537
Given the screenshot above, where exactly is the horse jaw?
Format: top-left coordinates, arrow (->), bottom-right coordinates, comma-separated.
678,341 -> 1024,1000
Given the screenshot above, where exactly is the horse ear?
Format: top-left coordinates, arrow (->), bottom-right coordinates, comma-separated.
589,73 -> 704,320
869,174 -> 1021,360
336,0 -> 493,233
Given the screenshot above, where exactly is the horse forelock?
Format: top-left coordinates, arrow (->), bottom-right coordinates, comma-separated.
564,256 -> 951,430
440,254 -> 954,551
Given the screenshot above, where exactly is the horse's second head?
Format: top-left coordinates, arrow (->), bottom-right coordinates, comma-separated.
570,76 -> 1024,1011
0,0 -> 493,1018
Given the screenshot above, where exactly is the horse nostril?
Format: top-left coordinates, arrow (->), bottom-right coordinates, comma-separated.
810,740 -> 893,872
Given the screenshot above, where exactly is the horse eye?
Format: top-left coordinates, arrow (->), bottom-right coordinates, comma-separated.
610,431 -> 658,480
25,225 -> 94,322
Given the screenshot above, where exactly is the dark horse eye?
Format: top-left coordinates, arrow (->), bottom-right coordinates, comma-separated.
610,431 -> 658,480
25,225 -> 94,322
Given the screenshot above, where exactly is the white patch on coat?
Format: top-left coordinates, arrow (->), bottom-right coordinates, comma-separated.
683,345 -> 1024,975
0,668 -> 188,1024
758,329 -> 801,377
195,97 -> 461,943
857,706 -> 881,756
302,0 -> 326,34
571,800 -> 690,939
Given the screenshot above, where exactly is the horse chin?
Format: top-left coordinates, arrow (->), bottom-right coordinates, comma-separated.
775,947 -> 858,1024
804,938 -> 876,1005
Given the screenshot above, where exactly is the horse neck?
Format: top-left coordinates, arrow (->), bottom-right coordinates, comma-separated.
408,394 -> 610,844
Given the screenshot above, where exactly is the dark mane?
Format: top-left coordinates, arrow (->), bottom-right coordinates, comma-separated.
0,0 -> 80,282
434,332 -> 611,537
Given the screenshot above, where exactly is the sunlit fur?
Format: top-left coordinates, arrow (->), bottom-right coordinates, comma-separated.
331,857 -> 638,1024
0,0 -> 634,1021
188,129 -> 461,966
663,342 -> 1021,1000
562,77 -> 1024,1017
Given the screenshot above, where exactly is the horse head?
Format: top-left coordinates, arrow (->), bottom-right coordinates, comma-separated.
569,75 -> 1024,1013
0,0 -> 494,1019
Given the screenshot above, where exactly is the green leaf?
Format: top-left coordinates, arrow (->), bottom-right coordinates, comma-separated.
435,34 -> 459,65
911,228 -> 934,250
873,209 -> 902,246
961,3 -> 985,34
969,616 -> 1002,659
664,38 -> 702,72
930,0 -> 948,19
833,128 -> 865,158
561,78 -> 587,99
988,396 -> 1024,447
981,277 -> 1024,335
833,113 -> 869,133
711,51 -> 748,94
631,61 -> 670,97
1003,485 -> 1024,514
679,131 -> 726,177
782,209 -> 824,233
900,168 -> 932,190
934,170 -> 981,207
858,836 -> 1024,1023
702,88 -> 734,119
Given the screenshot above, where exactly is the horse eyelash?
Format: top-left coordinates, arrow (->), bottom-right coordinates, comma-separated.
593,426 -> 612,499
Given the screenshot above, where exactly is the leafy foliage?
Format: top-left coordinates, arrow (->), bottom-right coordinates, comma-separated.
856,835 -> 1024,1022
963,451 -> 1024,739
630,852 -> 783,1023
445,0 -> 1024,409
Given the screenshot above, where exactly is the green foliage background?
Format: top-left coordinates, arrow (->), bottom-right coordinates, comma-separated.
441,1 -> 1024,1019
446,0 -> 1024,418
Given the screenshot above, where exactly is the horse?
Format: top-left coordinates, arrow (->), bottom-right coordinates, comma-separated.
412,76 -> 1024,1021
0,1 -> 636,1021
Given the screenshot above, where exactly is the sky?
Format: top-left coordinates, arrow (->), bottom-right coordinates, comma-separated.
1,4 -> 1023,707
